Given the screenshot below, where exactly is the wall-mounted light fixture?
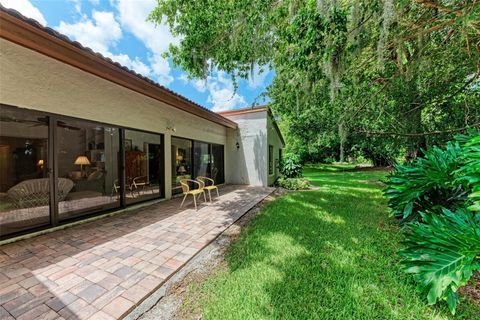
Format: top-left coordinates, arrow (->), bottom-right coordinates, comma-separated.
236,142 -> 240,150
165,119 -> 176,132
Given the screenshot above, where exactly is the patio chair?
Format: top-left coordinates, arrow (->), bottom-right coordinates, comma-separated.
180,179 -> 206,211
132,176 -> 154,197
196,176 -> 219,202
111,179 -> 120,199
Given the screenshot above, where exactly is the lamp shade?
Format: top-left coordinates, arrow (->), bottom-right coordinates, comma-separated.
74,156 -> 91,165
37,159 -> 44,166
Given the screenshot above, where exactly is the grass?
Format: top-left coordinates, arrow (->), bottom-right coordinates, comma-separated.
183,165 -> 479,319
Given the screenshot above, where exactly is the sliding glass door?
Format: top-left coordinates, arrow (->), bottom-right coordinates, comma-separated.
0,104 -> 166,239
211,144 -> 225,184
171,137 -> 192,195
172,138 -> 225,194
0,108 -> 50,236
124,130 -> 164,204
193,141 -> 210,179
57,119 -> 120,221
192,141 -> 225,184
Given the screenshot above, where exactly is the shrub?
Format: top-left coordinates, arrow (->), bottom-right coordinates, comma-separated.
455,132 -> 480,212
277,177 -> 310,190
400,208 -> 480,314
280,153 -> 303,178
384,142 -> 466,223
385,130 -> 480,314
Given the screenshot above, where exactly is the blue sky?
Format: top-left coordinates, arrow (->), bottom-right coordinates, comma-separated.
1,0 -> 273,111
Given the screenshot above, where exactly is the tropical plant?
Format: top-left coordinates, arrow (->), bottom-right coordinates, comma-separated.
455,131 -> 480,212
384,142 -> 466,223
400,208 -> 480,314
279,153 -> 303,178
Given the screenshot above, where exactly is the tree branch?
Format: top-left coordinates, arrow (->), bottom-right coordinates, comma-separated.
414,0 -> 463,17
355,123 -> 480,137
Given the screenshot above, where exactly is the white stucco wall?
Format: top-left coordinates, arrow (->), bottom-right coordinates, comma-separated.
224,110 -> 284,187
224,112 -> 268,186
0,39 -> 228,199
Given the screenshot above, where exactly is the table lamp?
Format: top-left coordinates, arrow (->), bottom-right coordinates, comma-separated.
74,155 -> 91,177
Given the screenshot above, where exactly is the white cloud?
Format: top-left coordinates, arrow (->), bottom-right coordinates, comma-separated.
149,54 -> 174,85
1,0 -> 47,25
67,0 -> 82,14
56,11 -> 152,77
89,0 -> 100,5
208,87 -> 246,112
180,70 -> 247,111
113,0 -> 178,85
206,71 -> 247,112
107,53 -> 151,76
179,74 -> 208,93
248,65 -> 270,89
57,11 -> 122,54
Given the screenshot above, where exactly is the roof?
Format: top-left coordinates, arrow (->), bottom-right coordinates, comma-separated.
0,5 -> 237,129
219,106 -> 286,146
217,106 -> 267,117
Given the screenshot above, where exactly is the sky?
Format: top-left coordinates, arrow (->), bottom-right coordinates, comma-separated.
0,0 -> 274,112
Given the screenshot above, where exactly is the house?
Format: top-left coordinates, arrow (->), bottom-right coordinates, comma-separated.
221,107 -> 285,187
0,6 -> 284,239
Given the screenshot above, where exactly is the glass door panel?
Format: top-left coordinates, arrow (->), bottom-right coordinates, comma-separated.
0,108 -> 50,236
124,130 -> 163,204
57,119 -> 120,220
193,141 -> 210,181
171,137 -> 192,195
211,144 -> 225,184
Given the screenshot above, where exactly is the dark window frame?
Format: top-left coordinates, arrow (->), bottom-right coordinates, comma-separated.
278,148 -> 283,174
0,104 -> 165,239
172,135 -> 226,193
268,145 -> 274,175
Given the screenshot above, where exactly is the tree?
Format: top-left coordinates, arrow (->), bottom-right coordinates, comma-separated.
150,0 -> 480,164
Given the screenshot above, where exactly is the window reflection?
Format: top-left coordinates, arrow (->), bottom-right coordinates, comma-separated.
57,120 -> 120,220
124,130 -> 163,204
172,137 -> 192,195
0,108 -> 50,236
211,144 -> 225,184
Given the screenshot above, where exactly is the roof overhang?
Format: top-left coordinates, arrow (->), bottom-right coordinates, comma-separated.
0,7 -> 237,129
218,106 -> 267,117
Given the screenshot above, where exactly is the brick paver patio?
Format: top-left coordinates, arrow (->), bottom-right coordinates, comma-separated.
0,185 -> 274,319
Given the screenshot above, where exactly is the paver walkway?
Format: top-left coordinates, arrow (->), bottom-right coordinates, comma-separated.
0,185 -> 274,319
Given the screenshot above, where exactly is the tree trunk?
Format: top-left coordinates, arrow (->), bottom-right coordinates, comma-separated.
405,102 -> 426,162
338,122 -> 346,162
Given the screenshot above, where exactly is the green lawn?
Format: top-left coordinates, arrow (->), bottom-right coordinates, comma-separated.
184,165 -> 479,319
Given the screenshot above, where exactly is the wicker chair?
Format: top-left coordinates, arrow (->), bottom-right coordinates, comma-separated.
7,178 -> 74,208
179,179 -> 206,211
196,176 -> 219,202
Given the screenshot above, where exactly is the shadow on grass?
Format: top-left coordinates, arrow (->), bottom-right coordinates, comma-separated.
198,171 -> 478,320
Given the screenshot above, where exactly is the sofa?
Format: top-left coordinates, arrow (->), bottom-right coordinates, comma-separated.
7,178 -> 74,209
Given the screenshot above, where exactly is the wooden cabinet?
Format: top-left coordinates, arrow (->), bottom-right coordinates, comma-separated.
125,150 -> 147,185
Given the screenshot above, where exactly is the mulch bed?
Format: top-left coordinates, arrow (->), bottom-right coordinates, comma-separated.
459,270 -> 480,304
